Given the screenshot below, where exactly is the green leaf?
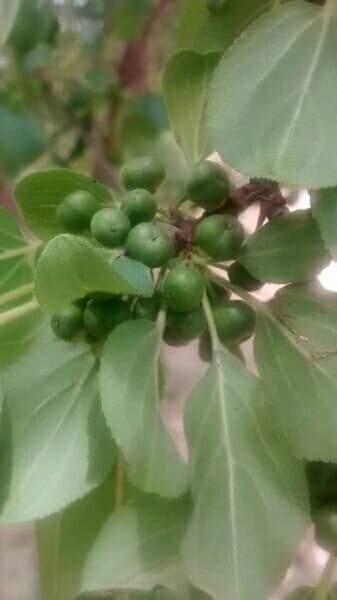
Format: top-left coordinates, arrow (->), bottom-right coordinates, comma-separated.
0,207 -> 42,367
35,235 -> 154,313
0,103 -> 45,177
111,0 -> 152,39
183,348 -> 308,600
176,0 -> 282,52
163,51 -> 221,163
36,476 -> 113,600
255,284 -> 337,461
81,496 -> 189,595
209,2 -> 337,188
239,210 -> 328,283
15,169 -> 113,240
0,326 -> 115,522
99,319 -> 187,498
312,187 -> 337,259
0,0 -> 21,44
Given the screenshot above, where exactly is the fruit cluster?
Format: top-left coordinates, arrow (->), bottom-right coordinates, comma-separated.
48,157 -> 262,353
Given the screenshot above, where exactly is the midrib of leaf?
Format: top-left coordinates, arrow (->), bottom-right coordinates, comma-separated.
276,5 -> 331,167
213,350 -> 240,599
11,359 -> 96,504
193,62 -> 210,163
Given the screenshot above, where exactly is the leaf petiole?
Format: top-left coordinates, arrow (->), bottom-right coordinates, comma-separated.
0,283 -> 34,308
0,298 -> 40,327
0,243 -> 38,262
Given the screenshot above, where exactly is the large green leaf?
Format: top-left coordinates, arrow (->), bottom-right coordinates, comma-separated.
99,320 -> 187,498
176,0 -> 282,52
209,2 -> 337,188
183,347 -> 308,600
37,476 -> 113,600
0,207 -> 42,367
0,326 -> 115,522
0,103 -> 45,177
0,0 -> 21,44
15,169 -> 113,240
163,51 -> 221,163
81,496 -> 189,595
35,235 -> 154,313
255,284 -> 337,461
239,210 -> 328,283
312,187 -> 337,259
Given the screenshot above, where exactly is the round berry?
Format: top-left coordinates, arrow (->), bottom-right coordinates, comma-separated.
164,308 -> 206,346
163,264 -> 204,312
123,189 -> 157,226
121,157 -> 165,192
57,190 -> 100,233
91,208 -> 131,248
51,304 -> 84,341
213,300 -> 256,346
84,298 -> 132,339
185,161 -> 230,209
228,262 -> 263,291
195,214 -> 244,261
134,293 -> 161,321
126,223 -> 173,268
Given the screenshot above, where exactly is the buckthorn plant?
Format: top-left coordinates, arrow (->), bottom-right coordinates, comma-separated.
1,1 -> 337,600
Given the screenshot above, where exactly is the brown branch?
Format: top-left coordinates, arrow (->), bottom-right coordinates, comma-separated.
117,0 -> 177,92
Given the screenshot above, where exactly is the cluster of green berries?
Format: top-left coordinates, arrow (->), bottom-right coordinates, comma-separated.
50,157 -> 262,352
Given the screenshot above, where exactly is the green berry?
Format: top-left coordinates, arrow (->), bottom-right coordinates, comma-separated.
84,298 -> 132,339
123,189 -> 157,226
313,503 -> 337,554
185,161 -> 230,209
57,190 -> 100,233
51,304 -> 84,341
164,308 -> 206,346
228,262 -> 263,291
126,223 -> 173,268
121,156 -> 165,192
213,300 -> 256,346
134,292 -> 161,321
163,264 -> 204,312
195,214 -> 244,261
90,208 -> 131,248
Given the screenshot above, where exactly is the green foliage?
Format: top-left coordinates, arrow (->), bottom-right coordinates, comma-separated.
81,497 -> 189,596
0,326 -> 115,522
0,103 -> 46,176
35,235 -> 154,313
15,170 -> 113,241
37,477 -> 114,600
99,320 -> 187,497
239,211 -> 328,283
0,0 -> 22,45
255,284 -> 337,461
163,52 -> 221,163
209,2 -> 337,188
0,207 -> 42,367
313,503 -> 337,553
183,347 -> 308,600
286,586 -> 337,600
312,187 -> 337,259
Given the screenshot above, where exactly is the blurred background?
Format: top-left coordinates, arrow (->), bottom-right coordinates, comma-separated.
0,1 -> 336,599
